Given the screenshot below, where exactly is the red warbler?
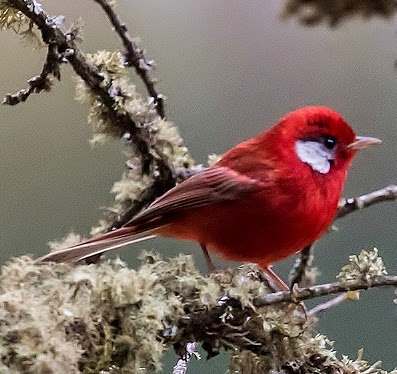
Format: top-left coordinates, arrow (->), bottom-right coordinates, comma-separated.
38,106 -> 381,285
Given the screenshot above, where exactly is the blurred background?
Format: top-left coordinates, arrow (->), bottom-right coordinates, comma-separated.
1,0 -> 396,372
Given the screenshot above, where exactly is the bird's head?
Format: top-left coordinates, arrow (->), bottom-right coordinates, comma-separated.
276,106 -> 381,175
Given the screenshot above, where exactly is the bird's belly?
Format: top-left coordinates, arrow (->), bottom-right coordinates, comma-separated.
157,199 -> 334,267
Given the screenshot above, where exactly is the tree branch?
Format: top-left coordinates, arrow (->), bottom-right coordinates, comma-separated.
5,0 -> 146,144
2,43 -> 61,105
307,293 -> 348,316
93,0 -> 165,118
289,244 -> 313,288
253,275 -> 397,307
336,184 -> 397,219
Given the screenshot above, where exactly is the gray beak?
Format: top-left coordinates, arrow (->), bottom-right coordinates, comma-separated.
347,136 -> 382,150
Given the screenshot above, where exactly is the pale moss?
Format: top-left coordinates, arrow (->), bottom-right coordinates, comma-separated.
229,333 -> 391,373
0,257 -> 82,373
88,51 -> 128,81
228,264 -> 269,308
75,51 -> 131,140
90,218 -> 111,237
152,118 -> 194,169
0,255 -> 393,373
48,232 -> 83,252
207,153 -> 222,166
0,254 -> 218,373
110,169 -> 153,203
75,50 -> 160,143
199,279 -> 221,306
1,3 -> 31,34
337,248 -> 387,283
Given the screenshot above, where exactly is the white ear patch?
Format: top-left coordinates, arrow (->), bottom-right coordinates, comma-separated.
295,140 -> 335,174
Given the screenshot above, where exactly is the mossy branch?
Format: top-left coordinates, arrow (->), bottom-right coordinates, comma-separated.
254,274 -> 397,307
0,253 -> 395,373
4,0 -> 168,167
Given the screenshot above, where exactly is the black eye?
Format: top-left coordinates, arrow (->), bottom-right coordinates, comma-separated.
323,136 -> 336,150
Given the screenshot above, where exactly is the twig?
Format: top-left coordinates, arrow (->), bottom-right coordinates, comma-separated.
93,0 -> 165,118
336,184 -> 397,219
289,244 -> 312,288
253,275 -> 397,307
172,342 -> 199,374
307,293 -> 347,316
3,43 -> 62,105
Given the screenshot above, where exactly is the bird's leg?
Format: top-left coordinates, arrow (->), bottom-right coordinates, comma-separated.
200,243 -> 216,273
264,266 -> 289,291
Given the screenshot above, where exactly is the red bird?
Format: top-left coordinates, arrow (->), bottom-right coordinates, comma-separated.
38,106 -> 380,285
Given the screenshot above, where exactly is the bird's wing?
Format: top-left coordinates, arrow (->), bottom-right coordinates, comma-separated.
37,166 -> 266,264
128,166 -> 266,226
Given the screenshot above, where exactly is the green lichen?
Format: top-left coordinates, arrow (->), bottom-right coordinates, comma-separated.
337,248 -> 387,283
230,345 -> 392,374
0,254 -> 215,373
207,153 -> 222,166
0,254 -> 394,373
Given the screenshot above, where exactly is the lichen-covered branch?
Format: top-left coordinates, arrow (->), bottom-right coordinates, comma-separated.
254,274 -> 397,307
0,252 -> 395,373
256,248 -> 389,306
2,43 -> 59,105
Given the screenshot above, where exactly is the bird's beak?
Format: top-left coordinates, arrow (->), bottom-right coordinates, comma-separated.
347,136 -> 382,150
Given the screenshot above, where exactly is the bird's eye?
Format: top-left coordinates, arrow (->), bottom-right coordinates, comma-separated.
323,136 -> 336,150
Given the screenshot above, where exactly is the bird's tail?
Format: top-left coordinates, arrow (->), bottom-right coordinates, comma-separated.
36,226 -> 156,264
